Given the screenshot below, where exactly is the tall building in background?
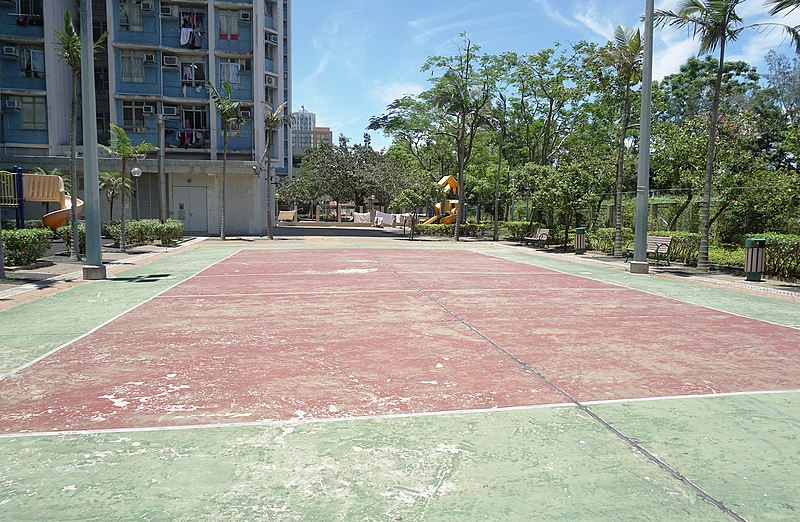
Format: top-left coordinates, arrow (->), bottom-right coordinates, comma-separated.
291,108 -> 332,171
0,0 -> 292,235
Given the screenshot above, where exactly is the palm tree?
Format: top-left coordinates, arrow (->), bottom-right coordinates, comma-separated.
655,0 -> 800,270
54,11 -> 107,261
766,1 -> 800,14
99,172 -> 133,221
601,26 -> 643,257
259,102 -> 293,238
208,81 -> 243,240
100,124 -> 154,250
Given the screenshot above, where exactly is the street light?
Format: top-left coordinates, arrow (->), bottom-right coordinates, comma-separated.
369,194 -> 376,224
130,167 -> 142,220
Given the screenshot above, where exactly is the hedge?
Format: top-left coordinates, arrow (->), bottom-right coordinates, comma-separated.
762,233 -> 800,280
413,223 -> 487,238
56,221 -> 86,256
1,228 -> 52,266
103,219 -> 184,247
502,221 -> 544,242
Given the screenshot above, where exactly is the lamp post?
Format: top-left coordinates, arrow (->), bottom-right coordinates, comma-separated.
369,194 -> 376,224
631,0 -> 654,275
131,167 -> 142,220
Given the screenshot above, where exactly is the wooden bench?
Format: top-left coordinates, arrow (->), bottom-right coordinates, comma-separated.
523,228 -> 550,247
624,235 -> 672,266
277,210 -> 297,222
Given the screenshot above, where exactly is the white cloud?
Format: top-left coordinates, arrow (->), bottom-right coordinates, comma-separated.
531,0 -> 577,28
574,2 -> 615,40
369,81 -> 424,107
652,38 -> 697,80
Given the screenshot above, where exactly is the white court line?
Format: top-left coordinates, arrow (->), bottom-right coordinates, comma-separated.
487,245 -> 800,331
154,287 -> 633,299
2,389 -> 798,439
0,250 -> 243,382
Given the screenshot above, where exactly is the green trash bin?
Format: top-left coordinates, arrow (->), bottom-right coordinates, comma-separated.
744,238 -> 766,282
574,227 -> 586,255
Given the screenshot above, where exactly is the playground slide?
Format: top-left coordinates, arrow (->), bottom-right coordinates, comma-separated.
439,213 -> 456,225
42,195 -> 84,229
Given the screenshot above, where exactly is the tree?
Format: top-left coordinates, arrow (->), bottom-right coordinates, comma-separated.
654,0 -> 800,270
258,102 -> 293,238
99,172 -> 133,221
599,26 -> 643,256
54,11 -> 107,261
100,124 -> 154,250
208,81 -> 243,240
389,175 -> 441,240
422,35 -> 493,239
766,0 -> 800,15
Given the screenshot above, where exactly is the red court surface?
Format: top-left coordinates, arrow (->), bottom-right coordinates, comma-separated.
1,248 -> 799,434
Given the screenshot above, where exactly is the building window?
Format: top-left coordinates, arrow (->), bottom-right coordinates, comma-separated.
95,67 -> 110,91
15,0 -> 43,25
176,106 -> 208,148
122,101 -> 146,132
119,0 -> 144,32
121,50 -> 145,83
181,61 -> 206,87
19,47 -> 44,78
218,11 -> 239,40
180,11 -> 205,49
21,96 -> 46,130
219,58 -> 248,84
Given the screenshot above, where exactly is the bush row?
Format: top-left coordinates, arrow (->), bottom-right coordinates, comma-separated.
1,227 -> 52,266
413,223 -> 488,238
103,219 -> 184,247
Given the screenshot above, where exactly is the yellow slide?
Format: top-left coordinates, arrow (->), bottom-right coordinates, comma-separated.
423,176 -> 460,224
22,174 -> 84,229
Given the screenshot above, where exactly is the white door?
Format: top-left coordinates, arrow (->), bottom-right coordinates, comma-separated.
173,186 -> 207,233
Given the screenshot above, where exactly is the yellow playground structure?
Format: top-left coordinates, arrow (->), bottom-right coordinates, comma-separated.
0,170 -> 83,229
423,175 -> 460,225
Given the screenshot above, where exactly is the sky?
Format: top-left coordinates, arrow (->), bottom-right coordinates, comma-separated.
291,0 -> 800,150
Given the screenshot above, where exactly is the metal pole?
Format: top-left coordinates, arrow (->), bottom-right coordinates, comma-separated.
157,114 -> 167,222
631,0 -> 654,275
80,0 -> 104,278
135,177 -> 140,220
266,167 -> 274,239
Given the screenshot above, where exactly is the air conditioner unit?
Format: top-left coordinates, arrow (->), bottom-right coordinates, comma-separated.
163,55 -> 178,67
163,106 -> 179,117
143,52 -> 156,64
160,5 -> 173,16
4,99 -> 20,110
265,74 -> 276,86
2,46 -> 18,57
140,1 -> 153,12
240,11 -> 251,22
142,105 -> 155,114
240,110 -> 251,118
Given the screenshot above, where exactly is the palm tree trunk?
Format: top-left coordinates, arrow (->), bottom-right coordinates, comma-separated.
613,87 -> 632,257
699,39 -> 726,271
221,130 -> 227,240
69,72 -> 81,260
120,158 -> 127,251
266,132 -> 274,240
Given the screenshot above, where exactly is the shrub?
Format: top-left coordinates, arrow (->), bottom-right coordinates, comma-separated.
413,223 -> 487,238
708,244 -> 745,268
762,233 -> 800,280
502,221 -> 543,242
2,228 -> 52,266
587,227 -> 633,254
103,219 -> 184,247
56,221 -> 86,256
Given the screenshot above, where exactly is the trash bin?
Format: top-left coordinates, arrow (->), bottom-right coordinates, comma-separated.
574,227 -> 586,255
744,238 -> 766,282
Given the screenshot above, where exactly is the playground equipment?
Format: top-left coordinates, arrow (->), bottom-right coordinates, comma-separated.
423,175 -> 459,225
0,168 -> 83,229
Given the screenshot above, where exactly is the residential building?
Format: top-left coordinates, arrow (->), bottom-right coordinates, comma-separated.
291,108 -> 331,171
0,0 -> 292,235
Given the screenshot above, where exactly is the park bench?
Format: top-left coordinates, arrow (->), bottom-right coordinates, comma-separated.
624,235 -> 672,266
277,210 -> 297,222
523,228 -> 550,247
